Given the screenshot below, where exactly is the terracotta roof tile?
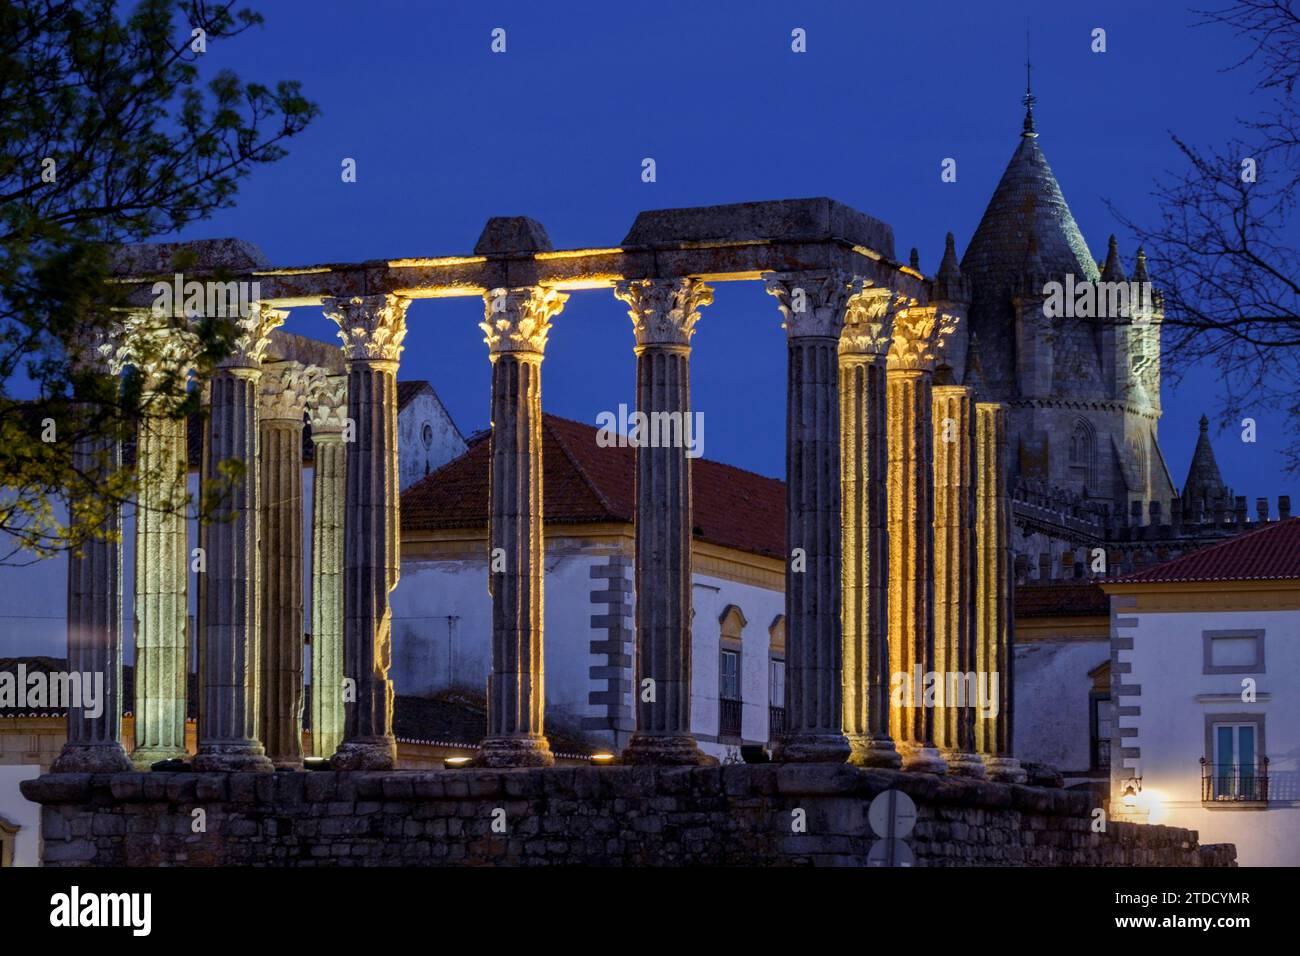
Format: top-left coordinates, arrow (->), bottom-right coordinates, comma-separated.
1114,517 -> 1300,584
401,414 -> 786,559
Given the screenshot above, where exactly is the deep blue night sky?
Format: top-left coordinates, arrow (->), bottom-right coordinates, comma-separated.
169,0 -> 1295,504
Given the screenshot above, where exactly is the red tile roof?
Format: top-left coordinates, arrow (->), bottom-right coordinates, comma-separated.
401,414 -> 786,559
1113,517 -> 1300,584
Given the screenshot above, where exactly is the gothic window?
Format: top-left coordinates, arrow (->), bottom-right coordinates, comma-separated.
1067,419 -> 1096,489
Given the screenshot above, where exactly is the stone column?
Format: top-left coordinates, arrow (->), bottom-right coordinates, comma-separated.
322,294 -> 411,771
932,385 -> 985,777
308,374 -> 348,759
838,288 -> 902,768
51,340 -> 132,773
765,272 -> 857,763
193,305 -> 283,772
125,317 -> 197,768
974,402 -> 1025,782
886,306 -> 957,774
613,278 -> 713,765
257,360 -> 320,769
476,287 -> 568,767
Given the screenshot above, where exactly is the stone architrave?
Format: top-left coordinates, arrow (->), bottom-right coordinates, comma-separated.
932,384 -> 985,777
322,294 -> 411,771
613,277 -> 713,766
839,287 -> 903,768
258,360 -> 323,769
193,303 -> 284,772
476,286 -> 568,767
974,401 -> 1025,782
122,314 -> 200,768
307,374 -> 348,760
886,305 -> 959,774
51,336 -> 133,773
765,271 -> 859,763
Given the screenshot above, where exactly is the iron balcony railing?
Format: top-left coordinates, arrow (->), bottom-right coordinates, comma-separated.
768,705 -> 785,739
1201,757 -> 1270,803
719,698 -> 742,738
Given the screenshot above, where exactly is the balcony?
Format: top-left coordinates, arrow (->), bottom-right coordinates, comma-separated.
768,705 -> 785,740
719,698 -> 742,739
1201,757 -> 1269,805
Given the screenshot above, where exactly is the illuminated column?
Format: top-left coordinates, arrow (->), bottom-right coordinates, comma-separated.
886,306 -> 957,774
974,402 -> 1025,782
932,384 -> 985,777
614,278 -> 713,765
322,294 -> 411,771
126,317 -> 197,768
258,360 -> 320,769
308,374 -> 348,759
765,272 -> 856,763
477,287 -> 568,767
839,288 -> 902,768
51,338 -> 132,773
193,305 -> 283,773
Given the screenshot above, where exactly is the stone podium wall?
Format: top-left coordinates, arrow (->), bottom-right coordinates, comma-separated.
21,765 -> 1232,867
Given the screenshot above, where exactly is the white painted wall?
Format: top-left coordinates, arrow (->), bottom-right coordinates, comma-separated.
0,765 -> 41,866
1014,638 -> 1109,773
1117,604 -> 1300,866
398,389 -> 465,491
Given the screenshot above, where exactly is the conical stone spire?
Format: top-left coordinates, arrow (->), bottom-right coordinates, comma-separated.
1182,414 -> 1230,511
1101,235 -> 1127,283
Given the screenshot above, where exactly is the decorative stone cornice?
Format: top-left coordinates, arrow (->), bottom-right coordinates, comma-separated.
479,287 -> 568,358
887,305 -> 961,372
841,288 -> 908,359
219,302 -> 287,370
764,271 -> 862,339
307,374 -> 349,434
259,361 -> 323,422
323,294 -> 411,365
614,277 -> 713,350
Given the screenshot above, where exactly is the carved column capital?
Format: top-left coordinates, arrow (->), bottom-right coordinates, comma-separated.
614,277 -> 712,351
259,361 -> 324,422
479,287 -> 568,358
307,374 -> 349,434
842,289 -> 908,360
887,305 -> 960,372
323,294 -> 411,365
117,311 -> 203,398
764,271 -> 862,339
220,302 -> 288,371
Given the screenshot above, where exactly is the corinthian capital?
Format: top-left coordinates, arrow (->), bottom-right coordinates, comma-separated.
479,287 -> 568,358
764,271 -> 862,338
841,289 -> 908,359
307,374 -> 349,433
887,305 -> 961,372
219,302 -> 287,370
260,361 -> 324,422
118,311 -> 203,399
323,294 -> 411,365
614,277 -> 713,350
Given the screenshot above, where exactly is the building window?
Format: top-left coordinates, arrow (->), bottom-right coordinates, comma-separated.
768,614 -> 786,742
421,422 -> 434,449
718,606 -> 746,740
1090,694 -> 1112,771
1067,419 -> 1096,489
1203,715 -> 1268,804
1203,629 -> 1265,675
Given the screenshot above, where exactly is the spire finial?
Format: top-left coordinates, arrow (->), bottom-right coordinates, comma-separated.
1023,28 -> 1037,136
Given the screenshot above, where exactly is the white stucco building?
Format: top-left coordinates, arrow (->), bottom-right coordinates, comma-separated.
393,414 -> 787,760
1102,517 -> 1300,866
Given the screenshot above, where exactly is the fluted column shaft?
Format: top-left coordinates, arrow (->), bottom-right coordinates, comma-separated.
258,362 -> 317,769
323,294 -> 411,771
477,288 -> 566,767
615,278 -> 712,765
932,385 -> 985,777
886,306 -> 958,774
52,420 -> 132,772
839,289 -> 900,768
132,405 -> 190,767
975,402 -> 1025,782
309,376 -> 347,759
766,273 -> 859,763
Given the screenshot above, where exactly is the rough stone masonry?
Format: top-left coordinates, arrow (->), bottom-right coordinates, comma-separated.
22,766 -> 1234,867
